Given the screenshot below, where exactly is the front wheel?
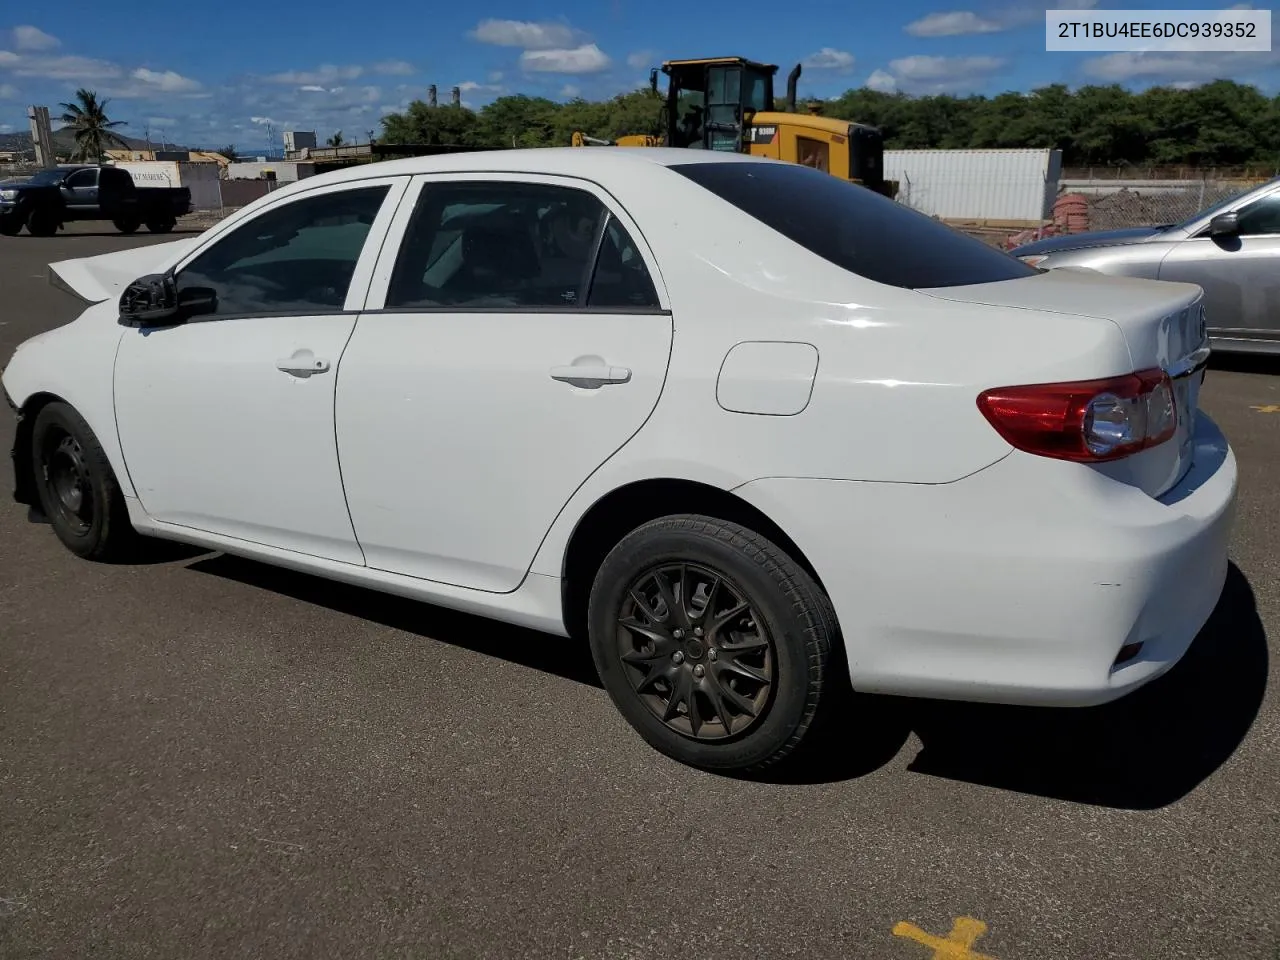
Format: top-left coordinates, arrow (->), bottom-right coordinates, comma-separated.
145,216 -> 175,234
31,401 -> 139,562
587,515 -> 841,773
26,208 -> 57,237
113,216 -> 140,234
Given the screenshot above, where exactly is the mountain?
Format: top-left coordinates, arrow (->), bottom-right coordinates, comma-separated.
0,128 -> 187,156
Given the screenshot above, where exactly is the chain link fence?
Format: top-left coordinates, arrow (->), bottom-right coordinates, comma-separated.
1078,180 -> 1257,231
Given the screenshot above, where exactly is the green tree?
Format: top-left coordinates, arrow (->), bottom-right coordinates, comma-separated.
327,130 -> 345,147
57,88 -> 128,162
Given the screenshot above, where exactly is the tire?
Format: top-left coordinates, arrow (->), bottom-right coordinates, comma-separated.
145,216 -> 175,234
113,216 -> 140,234
30,401 -> 138,562
0,213 -> 20,236
26,208 -> 57,237
587,514 -> 841,773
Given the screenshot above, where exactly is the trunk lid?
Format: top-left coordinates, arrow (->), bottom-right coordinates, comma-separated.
922,268 -> 1209,498
48,237 -> 201,304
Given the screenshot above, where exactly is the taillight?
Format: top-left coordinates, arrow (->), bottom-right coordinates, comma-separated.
976,368 -> 1177,462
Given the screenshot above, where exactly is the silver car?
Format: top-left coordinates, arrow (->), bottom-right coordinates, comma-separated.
1010,176 -> 1280,355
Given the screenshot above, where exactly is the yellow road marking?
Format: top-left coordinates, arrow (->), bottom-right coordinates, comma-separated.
1251,404 -> 1280,414
893,916 -> 997,959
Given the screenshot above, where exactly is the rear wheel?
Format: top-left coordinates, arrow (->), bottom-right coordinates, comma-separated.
26,208 -> 57,237
31,402 -> 138,562
145,216 -> 176,234
587,515 -> 841,773
113,216 -> 140,234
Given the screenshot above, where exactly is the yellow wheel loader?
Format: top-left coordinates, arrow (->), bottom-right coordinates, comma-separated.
570,57 -> 898,199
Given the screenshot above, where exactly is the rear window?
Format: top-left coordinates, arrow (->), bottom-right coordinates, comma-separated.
670,161 -> 1038,289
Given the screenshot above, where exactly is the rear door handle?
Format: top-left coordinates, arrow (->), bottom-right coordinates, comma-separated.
549,365 -> 632,388
276,351 -> 331,377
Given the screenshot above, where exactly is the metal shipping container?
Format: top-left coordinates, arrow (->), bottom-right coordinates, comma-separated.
112,160 -> 223,211
884,148 -> 1063,223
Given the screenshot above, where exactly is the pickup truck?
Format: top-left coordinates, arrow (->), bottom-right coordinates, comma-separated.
0,165 -> 192,237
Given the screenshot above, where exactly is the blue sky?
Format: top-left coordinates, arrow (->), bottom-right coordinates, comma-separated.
0,0 -> 1275,150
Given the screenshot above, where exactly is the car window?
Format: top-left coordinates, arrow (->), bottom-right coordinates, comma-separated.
1234,192 -> 1280,236
670,161 -> 1038,289
101,168 -> 132,190
65,169 -> 96,188
386,181 -> 609,309
588,216 -> 661,309
176,184 -> 391,317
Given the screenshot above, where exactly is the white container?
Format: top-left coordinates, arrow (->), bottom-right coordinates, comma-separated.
113,160 -> 223,211
883,148 -> 1063,223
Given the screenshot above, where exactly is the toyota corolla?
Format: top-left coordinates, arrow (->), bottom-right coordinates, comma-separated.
2,148 -> 1237,774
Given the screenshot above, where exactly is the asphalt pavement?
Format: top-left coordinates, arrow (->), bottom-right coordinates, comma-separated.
2,224 -> 1278,960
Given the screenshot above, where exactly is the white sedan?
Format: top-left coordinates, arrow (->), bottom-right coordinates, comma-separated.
2,148 -> 1237,773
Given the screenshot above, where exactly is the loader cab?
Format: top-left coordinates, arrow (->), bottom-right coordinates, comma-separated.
658,57 -> 778,152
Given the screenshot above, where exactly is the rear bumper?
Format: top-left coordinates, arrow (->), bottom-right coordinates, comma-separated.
733,412 -> 1237,707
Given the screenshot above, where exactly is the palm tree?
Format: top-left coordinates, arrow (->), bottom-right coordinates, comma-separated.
326,130 -> 345,147
57,88 -> 129,162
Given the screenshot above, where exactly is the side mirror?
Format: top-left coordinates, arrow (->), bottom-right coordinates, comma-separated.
119,273 -> 217,327
119,273 -> 179,327
1208,211 -> 1240,237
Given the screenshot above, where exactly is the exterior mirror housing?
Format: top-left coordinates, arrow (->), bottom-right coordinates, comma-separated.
1208,211 -> 1240,237
119,273 -> 217,327
119,273 -> 179,327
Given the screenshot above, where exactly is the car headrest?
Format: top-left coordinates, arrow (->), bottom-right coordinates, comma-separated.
462,226 -> 540,281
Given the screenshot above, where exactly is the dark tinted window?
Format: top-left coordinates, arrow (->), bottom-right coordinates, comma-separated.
1235,193 -> 1280,236
176,184 -> 389,317
64,169 -> 97,188
588,216 -> 660,309
100,168 -> 133,190
387,181 -> 609,309
671,161 -> 1038,289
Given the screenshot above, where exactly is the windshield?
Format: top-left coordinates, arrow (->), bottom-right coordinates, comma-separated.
672,161 -> 1038,289
25,169 -> 69,185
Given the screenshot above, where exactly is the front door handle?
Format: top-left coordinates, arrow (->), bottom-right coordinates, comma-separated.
549,364 -> 632,388
276,350 -> 331,378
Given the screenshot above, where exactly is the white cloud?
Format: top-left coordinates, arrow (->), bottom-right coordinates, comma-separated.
266,64 -> 363,85
146,115 -> 176,126
876,55 -> 1008,93
457,79 -> 504,95
0,82 -> 18,99
906,0 -> 1097,36
866,69 -> 898,92
892,54 -> 1004,80
250,116 -> 280,126
560,83 -> 581,97
0,123 -> 11,132
299,84 -> 326,92
12,25 -> 59,51
470,18 -> 579,50
627,50 -> 654,70
487,70 -> 504,82
131,67 -> 202,93
1080,50 -> 1280,84
803,47 -> 855,72
520,43 -> 611,74
3,53 -> 123,81
906,11 -> 1004,36
373,59 -> 415,76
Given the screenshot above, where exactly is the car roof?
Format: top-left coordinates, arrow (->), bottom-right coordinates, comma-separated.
289,146 -> 771,192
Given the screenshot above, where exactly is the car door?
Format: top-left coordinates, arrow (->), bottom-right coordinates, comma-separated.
61,167 -> 98,213
113,175 -> 409,563
1159,187 -> 1280,337
336,173 -> 674,592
